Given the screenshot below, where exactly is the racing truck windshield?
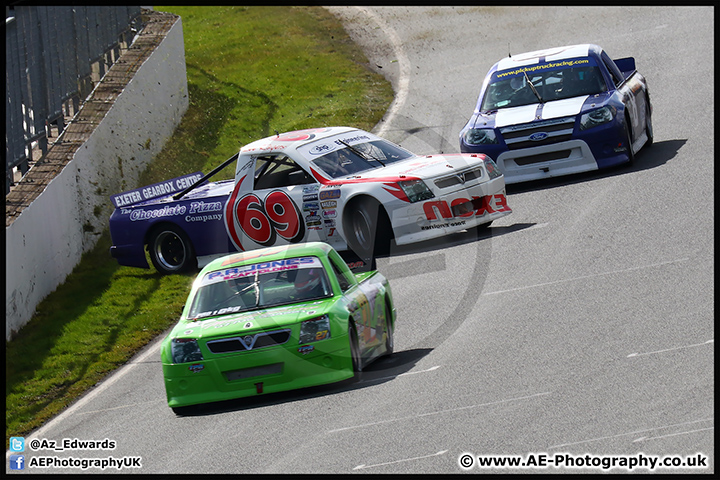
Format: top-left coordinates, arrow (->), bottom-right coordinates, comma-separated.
189,257 -> 332,320
310,140 -> 413,179
480,62 -> 607,112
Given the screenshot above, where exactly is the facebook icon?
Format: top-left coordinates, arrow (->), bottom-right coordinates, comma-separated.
9,455 -> 25,470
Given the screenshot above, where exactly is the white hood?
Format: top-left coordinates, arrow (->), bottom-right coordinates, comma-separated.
495,95 -> 589,128
348,153 -> 486,180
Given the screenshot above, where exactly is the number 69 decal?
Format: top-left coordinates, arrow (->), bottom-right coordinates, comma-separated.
225,182 -> 305,251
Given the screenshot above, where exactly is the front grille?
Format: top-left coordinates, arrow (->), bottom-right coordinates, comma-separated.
501,116 -> 575,150
434,167 -> 484,189
513,150 -> 572,166
224,363 -> 283,381
206,329 -> 291,354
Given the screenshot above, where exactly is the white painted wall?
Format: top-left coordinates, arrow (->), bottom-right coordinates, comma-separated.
5,16 -> 189,340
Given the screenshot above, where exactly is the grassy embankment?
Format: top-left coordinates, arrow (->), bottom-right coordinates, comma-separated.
5,6 -> 392,439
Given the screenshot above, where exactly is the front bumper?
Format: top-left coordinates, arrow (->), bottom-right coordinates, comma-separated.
389,175 -> 511,245
163,333 -> 353,408
496,139 -> 601,184
462,115 -> 632,184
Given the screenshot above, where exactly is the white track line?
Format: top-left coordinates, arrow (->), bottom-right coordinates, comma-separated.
548,418 -> 714,449
352,6 -> 410,137
16,338 -> 163,444
328,391 -> 551,433
483,258 -> 690,296
353,450 -> 448,471
633,427 -> 714,443
627,339 -> 713,358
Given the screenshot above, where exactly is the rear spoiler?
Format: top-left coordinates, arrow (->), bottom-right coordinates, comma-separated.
173,153 -> 238,200
613,56 -> 637,80
109,152 -> 240,208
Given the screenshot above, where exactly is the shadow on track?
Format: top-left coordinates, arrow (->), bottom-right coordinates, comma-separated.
506,139 -> 686,194
172,347 -> 432,416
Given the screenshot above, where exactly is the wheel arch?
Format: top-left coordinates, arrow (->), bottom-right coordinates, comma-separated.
347,314 -> 362,372
643,91 -> 653,148
341,193 -> 394,261
341,193 -> 394,240
383,292 -> 396,330
144,220 -> 186,246
622,109 -> 636,163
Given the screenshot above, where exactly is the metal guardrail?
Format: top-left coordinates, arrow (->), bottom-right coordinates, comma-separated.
5,6 -> 144,195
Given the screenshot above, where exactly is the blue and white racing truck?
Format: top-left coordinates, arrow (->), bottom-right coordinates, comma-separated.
460,44 -> 652,184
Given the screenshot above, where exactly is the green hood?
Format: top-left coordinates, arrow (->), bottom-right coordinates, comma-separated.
171,299 -> 335,340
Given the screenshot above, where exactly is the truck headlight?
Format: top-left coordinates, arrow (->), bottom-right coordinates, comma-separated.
580,105 -> 616,130
398,179 -> 435,203
484,158 -> 502,179
463,128 -> 498,145
171,338 -> 204,364
299,315 -> 331,344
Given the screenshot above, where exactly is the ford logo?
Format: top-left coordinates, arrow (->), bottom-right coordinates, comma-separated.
529,132 -> 549,141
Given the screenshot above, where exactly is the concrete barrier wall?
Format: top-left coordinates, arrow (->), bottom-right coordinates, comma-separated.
5,13 -> 188,340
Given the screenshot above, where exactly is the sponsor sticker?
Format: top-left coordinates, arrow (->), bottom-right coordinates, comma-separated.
309,143 -> 337,155
298,345 -> 315,354
110,172 -> 203,207
319,189 -> 341,200
205,257 -> 320,284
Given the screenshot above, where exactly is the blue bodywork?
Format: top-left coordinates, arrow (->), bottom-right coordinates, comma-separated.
109,176 -> 236,270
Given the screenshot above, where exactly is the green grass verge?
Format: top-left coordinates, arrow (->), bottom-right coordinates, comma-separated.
5,6 -> 392,439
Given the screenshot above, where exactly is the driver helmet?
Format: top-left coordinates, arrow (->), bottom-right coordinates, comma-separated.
561,69 -> 580,92
510,75 -> 525,90
294,268 -> 323,294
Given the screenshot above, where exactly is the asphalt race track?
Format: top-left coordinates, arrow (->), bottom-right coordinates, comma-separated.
9,6 -> 713,474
